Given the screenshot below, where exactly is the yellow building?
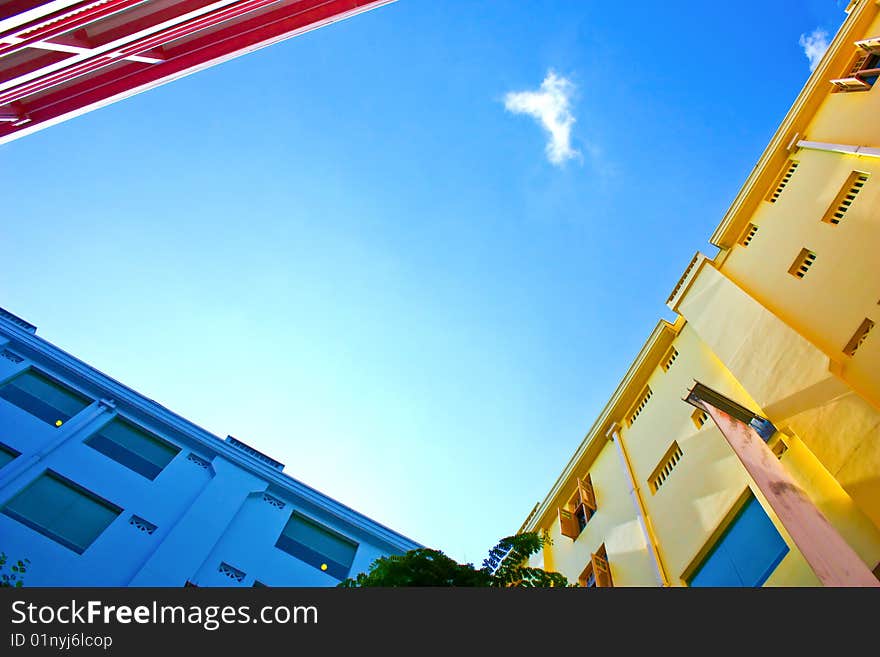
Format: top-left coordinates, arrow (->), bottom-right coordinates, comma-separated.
520,0 -> 880,587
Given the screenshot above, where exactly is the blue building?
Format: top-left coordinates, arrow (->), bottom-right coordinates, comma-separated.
0,307 -> 420,586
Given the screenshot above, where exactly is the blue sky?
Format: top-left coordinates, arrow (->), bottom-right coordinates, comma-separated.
1,0 -> 849,566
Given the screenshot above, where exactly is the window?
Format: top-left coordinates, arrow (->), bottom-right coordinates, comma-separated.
843,318 -> 874,357
0,442 -> 20,469
738,223 -> 759,247
831,39 -> 880,92
687,494 -> 788,587
85,418 -> 179,480
2,471 -> 121,554
787,248 -> 817,279
823,172 -> 869,225
578,545 -> 613,588
765,161 -> 798,203
627,386 -> 653,427
649,442 -> 684,494
660,346 -> 678,372
0,370 -> 91,427
275,512 -> 358,580
558,475 -> 597,539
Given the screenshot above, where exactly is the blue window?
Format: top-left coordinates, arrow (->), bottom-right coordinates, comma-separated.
0,370 -> 91,427
688,494 -> 788,587
85,418 -> 179,480
0,442 -> 20,469
275,513 -> 358,580
2,472 -> 121,554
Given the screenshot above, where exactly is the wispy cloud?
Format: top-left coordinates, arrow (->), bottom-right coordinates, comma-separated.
799,28 -> 830,72
504,70 -> 580,166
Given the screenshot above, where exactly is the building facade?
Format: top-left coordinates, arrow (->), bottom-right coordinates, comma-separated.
521,0 -> 880,587
0,0 -> 394,145
0,307 -> 420,586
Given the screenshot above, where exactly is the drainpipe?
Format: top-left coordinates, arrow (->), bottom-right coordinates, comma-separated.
606,423 -> 670,587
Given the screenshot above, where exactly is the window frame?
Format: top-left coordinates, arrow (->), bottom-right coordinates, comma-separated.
578,544 -> 613,588
0,441 -> 21,469
274,511 -> 359,580
84,415 -> 180,480
0,368 -> 92,428
558,474 -> 598,540
1,470 -> 122,554
831,42 -> 880,92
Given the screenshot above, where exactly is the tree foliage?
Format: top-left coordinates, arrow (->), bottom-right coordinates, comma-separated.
340,531 -> 569,587
0,552 -> 29,588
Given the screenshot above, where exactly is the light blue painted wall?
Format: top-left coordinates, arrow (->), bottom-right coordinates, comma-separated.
0,311 -> 420,587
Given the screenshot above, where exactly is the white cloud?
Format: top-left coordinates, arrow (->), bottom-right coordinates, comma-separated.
504,70 -> 580,166
799,28 -> 830,72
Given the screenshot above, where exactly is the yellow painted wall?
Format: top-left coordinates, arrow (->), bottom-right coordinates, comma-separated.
620,323 -> 756,582
783,390 -> 880,530
801,12 -> 880,148
676,262 -> 835,411
721,148 -> 880,406
540,440 -> 658,586
524,2 -> 880,587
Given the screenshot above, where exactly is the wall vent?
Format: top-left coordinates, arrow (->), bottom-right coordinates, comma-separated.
0,349 -> 23,364
843,318 -> 874,356
627,387 -> 653,427
186,453 -> 211,469
823,172 -> 869,225
788,248 -> 817,279
263,493 -> 286,510
661,347 -> 679,372
225,435 -> 284,471
738,223 -> 758,247
649,442 -> 684,494
218,562 -> 246,583
129,515 -> 157,535
766,161 -> 799,203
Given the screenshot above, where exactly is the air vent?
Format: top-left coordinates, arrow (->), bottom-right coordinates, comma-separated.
186,453 -> 211,469
218,562 -> 246,583
788,249 -> 817,279
649,442 -> 684,494
661,347 -> 679,372
262,493 -> 286,510
0,307 -> 37,333
0,349 -> 23,364
766,161 -> 798,203
627,386 -> 653,427
843,318 -> 874,357
225,435 -> 284,471
129,515 -> 157,535
738,223 -> 758,247
823,172 -> 868,225
692,409 -> 709,429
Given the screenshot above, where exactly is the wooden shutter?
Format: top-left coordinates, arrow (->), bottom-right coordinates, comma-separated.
591,552 -> 613,588
578,476 -> 597,511
558,508 -> 579,539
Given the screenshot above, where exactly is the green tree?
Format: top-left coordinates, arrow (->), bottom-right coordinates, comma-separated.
340,531 -> 569,587
0,552 -> 30,588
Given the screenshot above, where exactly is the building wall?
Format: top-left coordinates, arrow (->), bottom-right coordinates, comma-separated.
542,439 -> 657,587
0,318 -> 420,587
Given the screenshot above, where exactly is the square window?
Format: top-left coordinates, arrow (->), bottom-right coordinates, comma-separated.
2,472 -> 121,554
275,513 -> 358,580
0,442 -> 20,469
85,418 -> 179,480
0,370 -> 90,427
